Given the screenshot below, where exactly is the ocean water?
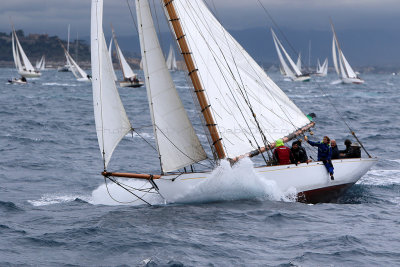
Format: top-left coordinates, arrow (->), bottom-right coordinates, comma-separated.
0,68 -> 399,266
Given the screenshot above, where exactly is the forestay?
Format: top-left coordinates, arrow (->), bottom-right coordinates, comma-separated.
136,0 -> 207,173
91,0 -> 132,169
171,0 -> 310,158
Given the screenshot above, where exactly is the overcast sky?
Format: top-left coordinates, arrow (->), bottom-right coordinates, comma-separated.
1,0 -> 400,38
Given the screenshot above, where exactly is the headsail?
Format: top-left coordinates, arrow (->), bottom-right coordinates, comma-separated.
108,37 -> 118,81
136,0 -> 207,172
166,1 -> 311,159
272,30 -> 294,78
91,0 -> 132,169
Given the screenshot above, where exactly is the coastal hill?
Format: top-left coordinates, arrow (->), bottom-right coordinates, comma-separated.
0,30 -> 90,68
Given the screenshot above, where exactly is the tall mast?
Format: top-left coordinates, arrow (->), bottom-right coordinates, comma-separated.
162,0 -> 225,160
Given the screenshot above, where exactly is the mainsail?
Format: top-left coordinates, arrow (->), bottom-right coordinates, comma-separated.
167,1 -> 311,158
91,0 -> 132,169
136,0 -> 207,172
108,37 -> 118,81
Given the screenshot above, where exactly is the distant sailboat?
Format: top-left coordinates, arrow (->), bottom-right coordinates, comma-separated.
110,26 -> 143,88
271,29 -> 310,82
90,0 -> 377,205
166,45 -> 177,71
35,55 -> 46,71
315,58 -> 328,77
331,21 -> 364,84
58,25 -> 72,72
60,42 -> 90,82
11,26 -> 41,78
296,53 -> 302,71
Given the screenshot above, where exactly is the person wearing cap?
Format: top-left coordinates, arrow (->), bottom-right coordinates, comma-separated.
273,139 -> 295,165
304,135 -> 334,180
339,139 -> 352,158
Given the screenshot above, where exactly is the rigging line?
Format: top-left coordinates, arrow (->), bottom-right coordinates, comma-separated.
161,1 -> 228,159
94,2 -> 107,171
196,1 -> 302,134
137,1 -> 163,173
132,129 -> 158,152
180,1 -> 259,150
126,0 -> 139,36
189,1 -> 299,148
257,0 -> 303,67
210,2 -> 273,155
104,176 -> 150,205
151,0 -> 165,52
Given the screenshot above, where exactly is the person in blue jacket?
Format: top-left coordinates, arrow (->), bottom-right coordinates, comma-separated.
304,135 -> 334,180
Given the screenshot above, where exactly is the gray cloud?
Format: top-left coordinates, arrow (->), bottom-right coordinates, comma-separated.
0,0 -> 399,38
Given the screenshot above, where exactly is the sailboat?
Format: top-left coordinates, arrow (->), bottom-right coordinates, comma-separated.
110,26 -> 143,88
35,55 -> 46,71
315,58 -> 328,77
271,29 -> 310,82
166,44 -> 178,71
58,25 -> 72,72
91,0 -> 376,204
331,22 -> 364,84
11,26 -> 41,78
60,42 -> 90,82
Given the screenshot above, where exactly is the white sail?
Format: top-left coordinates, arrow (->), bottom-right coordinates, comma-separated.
136,0 -> 207,172
91,0 -> 132,169
65,50 -> 89,80
271,29 -> 302,77
171,0 -> 311,158
36,55 -> 45,70
111,29 -> 137,80
271,30 -> 294,78
11,33 -> 22,71
40,55 -> 46,70
296,53 -> 302,71
332,36 -> 340,75
166,45 -> 177,70
108,37 -> 118,81
321,58 -> 328,75
340,52 -> 357,78
13,30 -> 35,72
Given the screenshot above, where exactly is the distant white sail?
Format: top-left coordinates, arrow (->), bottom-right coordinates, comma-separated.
166,45 -> 177,71
296,53 -> 301,71
136,0 -> 207,172
108,37 -> 118,81
91,0 -> 132,168
13,30 -> 35,72
111,28 -> 137,80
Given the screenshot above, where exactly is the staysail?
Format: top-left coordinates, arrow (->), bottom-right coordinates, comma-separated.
136,0 -> 207,172
91,0 -> 132,169
166,0 -> 311,158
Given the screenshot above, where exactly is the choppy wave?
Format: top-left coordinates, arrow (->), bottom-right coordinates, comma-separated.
360,169 -> 400,186
28,194 -> 91,207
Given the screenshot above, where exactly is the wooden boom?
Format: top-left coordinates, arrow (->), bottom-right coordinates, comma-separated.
102,172 -> 161,180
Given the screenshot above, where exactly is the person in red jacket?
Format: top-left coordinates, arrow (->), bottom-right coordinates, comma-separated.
273,139 -> 295,165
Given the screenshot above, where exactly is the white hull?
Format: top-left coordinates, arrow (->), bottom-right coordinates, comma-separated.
342,77 -> 364,84
77,77 -> 91,82
119,80 -> 144,88
293,75 -> 311,82
18,70 -> 41,78
155,158 -> 377,203
314,73 -> 327,77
